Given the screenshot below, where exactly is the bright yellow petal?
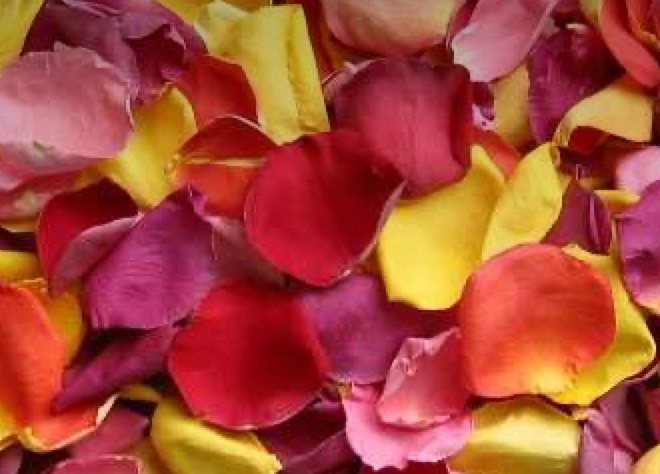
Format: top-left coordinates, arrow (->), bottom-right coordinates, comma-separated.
634,444 -> 660,474
554,76 -> 654,147
199,4 -> 329,143
0,251 -> 40,283
482,143 -> 563,260
131,440 -> 173,474
596,189 -> 640,215
157,0 -> 213,23
97,87 -> 196,208
120,384 -> 163,404
450,397 -> 580,474
0,0 -> 44,72
16,279 -> 86,364
550,246 -> 655,405
378,146 -> 505,310
494,65 -> 533,148
151,397 -> 281,474
0,406 -> 15,449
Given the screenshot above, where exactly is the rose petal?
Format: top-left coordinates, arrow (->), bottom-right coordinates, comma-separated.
197,4 -> 329,143
471,128 -> 520,178
168,281 -> 329,429
599,0 -> 660,89
85,191 -> 216,329
451,0 -> 561,82
0,251 -> 40,284
177,55 -> 257,126
69,407 -> 149,459
0,173 -> 76,221
460,244 -> 616,397
321,0 -> 460,55
49,456 -> 140,474
0,445 -> 22,474
301,274 -> 446,384
528,26 -> 616,142
554,76 -> 654,154
55,326 -> 177,412
0,0 -> 43,71
151,397 -> 280,474
360,463 -> 449,474
633,444 -> 660,474
617,180 -> 660,314
614,146 -> 660,194
245,130 -> 403,287
482,143 -> 563,261
492,65 -> 533,148
579,410 -> 635,474
377,329 -> 469,429
333,59 -> 472,197
0,47 -> 131,191
449,398 -> 580,474
377,145 -> 504,310
258,397 -> 357,474
344,386 -> 471,471
542,180 -> 612,254
37,180 -> 137,287
98,88 -> 196,207
550,247 -> 655,405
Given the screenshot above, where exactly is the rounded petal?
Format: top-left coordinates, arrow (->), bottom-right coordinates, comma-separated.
550,247 -> 655,405
151,397 -> 281,474
633,444 -> 660,474
344,386 -> 471,471
49,456 -> 140,474
168,282 -> 329,429
333,59 -> 472,197
245,130 -> 403,287
482,144 -> 563,261
449,398 -> 580,474
460,244 -> 616,397
321,0 -> 459,55
614,146 -> 660,194
378,145 -> 504,310
493,65 -> 533,148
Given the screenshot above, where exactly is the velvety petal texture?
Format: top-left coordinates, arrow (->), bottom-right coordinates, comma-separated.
617,180 -> 660,314
614,146 -> 660,195
452,0 -> 562,82
168,282 -> 329,429
49,456 -> 140,474
460,244 -> 616,397
0,47 -> 132,192
245,130 -> 403,287
84,192 -> 216,329
333,59 -> 472,197
301,274 -> 444,384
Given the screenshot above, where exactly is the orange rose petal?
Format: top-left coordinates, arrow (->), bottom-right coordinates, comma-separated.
459,244 -> 616,397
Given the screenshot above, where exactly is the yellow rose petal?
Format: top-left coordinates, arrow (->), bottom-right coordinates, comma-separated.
98,87 -> 196,208
131,440 -> 173,474
634,444 -> 660,474
199,5 -> 329,143
17,279 -> 86,364
0,251 -> 40,283
450,397 -> 580,474
120,384 -> 163,404
596,189 -> 640,215
554,76 -> 654,147
550,246 -> 655,405
494,65 -> 533,148
0,0 -> 44,72
482,143 -> 563,260
378,146 -> 504,310
151,397 -> 281,474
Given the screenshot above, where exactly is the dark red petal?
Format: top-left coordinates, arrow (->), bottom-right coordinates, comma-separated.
168,281 -> 330,429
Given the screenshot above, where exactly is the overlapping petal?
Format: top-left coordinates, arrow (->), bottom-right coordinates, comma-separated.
321,0 -> 460,56
168,281 -> 329,429
198,4 -> 329,143
301,274 -> 445,384
84,192 -> 216,329
0,47 -> 132,192
343,386 -> 471,471
460,244 -> 616,397
49,456 -> 141,474
614,146 -> 660,194
151,397 -> 281,474
482,143 -> 563,261
0,0 -> 44,71
245,130 -> 403,287
333,59 -> 472,197
492,65 -> 533,148
449,398 -> 580,474
617,180 -> 660,314
452,0 -> 561,82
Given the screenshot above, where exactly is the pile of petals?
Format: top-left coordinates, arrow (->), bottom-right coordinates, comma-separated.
5,0 -> 660,473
